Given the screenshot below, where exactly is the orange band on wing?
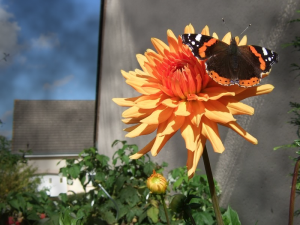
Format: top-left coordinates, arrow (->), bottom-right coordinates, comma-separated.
198,39 -> 217,58
249,46 -> 266,71
208,71 -> 231,86
239,77 -> 261,87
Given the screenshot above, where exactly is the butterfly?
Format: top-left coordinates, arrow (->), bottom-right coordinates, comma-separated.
181,33 -> 279,87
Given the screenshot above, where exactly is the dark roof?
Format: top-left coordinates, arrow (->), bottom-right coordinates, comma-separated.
12,100 -> 95,155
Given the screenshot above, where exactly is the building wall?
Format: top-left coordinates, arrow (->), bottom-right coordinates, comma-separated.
29,159 -> 92,195
97,0 -> 300,224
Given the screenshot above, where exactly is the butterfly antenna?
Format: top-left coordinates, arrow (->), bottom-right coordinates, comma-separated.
240,24 -> 251,36
222,18 -> 229,31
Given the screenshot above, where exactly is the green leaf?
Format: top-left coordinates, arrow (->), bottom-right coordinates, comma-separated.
96,155 -> 109,166
120,186 -> 140,206
147,206 -> 159,223
8,199 -> 20,210
115,175 -> 127,192
144,161 -> 155,176
69,165 -> 81,179
101,210 -> 116,224
222,206 -> 242,225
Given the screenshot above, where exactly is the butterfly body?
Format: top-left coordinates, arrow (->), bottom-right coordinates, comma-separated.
181,34 -> 279,87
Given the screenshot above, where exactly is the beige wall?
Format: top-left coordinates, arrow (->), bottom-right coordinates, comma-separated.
29,158 -> 93,194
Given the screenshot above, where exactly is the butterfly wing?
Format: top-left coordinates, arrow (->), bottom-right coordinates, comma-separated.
181,34 -> 228,60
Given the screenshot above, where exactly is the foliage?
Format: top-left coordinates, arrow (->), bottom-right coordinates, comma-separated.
1,139 -> 242,224
0,135 -> 41,203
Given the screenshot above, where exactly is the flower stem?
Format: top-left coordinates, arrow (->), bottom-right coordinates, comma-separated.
203,145 -> 224,225
160,194 -> 170,225
288,157 -> 300,225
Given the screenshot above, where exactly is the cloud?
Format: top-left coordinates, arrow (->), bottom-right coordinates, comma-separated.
43,75 -> 74,90
0,110 -> 12,122
0,3 -> 21,57
31,33 -> 59,49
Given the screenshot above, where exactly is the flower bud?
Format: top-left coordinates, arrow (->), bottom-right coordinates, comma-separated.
146,170 -> 167,194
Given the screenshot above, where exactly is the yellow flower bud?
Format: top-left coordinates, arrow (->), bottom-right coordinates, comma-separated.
146,170 -> 167,194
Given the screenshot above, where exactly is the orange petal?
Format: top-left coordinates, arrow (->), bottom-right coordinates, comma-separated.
130,138 -> 156,159
218,97 -> 254,115
140,105 -> 174,125
204,101 -> 236,124
184,24 -> 195,34
222,32 -> 231,44
201,116 -> 225,153
180,120 -> 200,152
212,32 -> 218,39
174,101 -> 191,116
189,101 -> 205,127
159,113 -> 185,136
112,97 -> 139,107
122,106 -> 153,118
151,132 -> 175,156
223,121 -> 258,144
167,29 -> 179,54
125,123 -> 158,138
187,135 -> 206,178
151,38 -> 170,56
135,93 -> 167,109
161,97 -> 180,108
239,35 -> 247,46
235,84 -> 274,101
203,87 -> 235,100
201,25 -> 210,36
136,54 -> 149,73
122,118 -> 141,124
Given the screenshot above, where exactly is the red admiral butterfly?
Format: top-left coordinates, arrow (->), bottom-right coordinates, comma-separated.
181,34 -> 279,87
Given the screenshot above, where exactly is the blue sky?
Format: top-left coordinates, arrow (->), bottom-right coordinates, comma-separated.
0,0 -> 101,139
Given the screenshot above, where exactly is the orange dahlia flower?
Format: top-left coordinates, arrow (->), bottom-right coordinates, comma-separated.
113,24 -> 274,178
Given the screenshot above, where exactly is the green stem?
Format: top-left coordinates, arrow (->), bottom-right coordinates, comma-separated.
160,194 -> 170,225
288,157 -> 300,225
202,145 -> 224,225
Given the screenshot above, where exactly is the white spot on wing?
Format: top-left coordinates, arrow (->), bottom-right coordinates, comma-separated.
195,34 -> 202,42
191,41 -> 195,45
262,47 -> 268,56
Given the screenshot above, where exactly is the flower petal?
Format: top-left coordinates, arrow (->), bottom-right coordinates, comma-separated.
235,84 -> 274,101
189,101 -> 205,127
187,135 -> 206,178
184,24 -> 195,34
203,87 -> 235,100
130,138 -> 156,159
125,123 -> 158,138
174,101 -> 191,116
201,116 -> 225,153
161,97 -> 180,108
112,97 -> 139,107
222,121 -> 258,144
159,113 -> 185,136
135,93 -> 167,109
201,25 -> 210,35
140,105 -> 174,124
218,97 -> 254,115
222,32 -> 231,44
122,106 -> 153,118
167,29 -> 179,53
151,38 -> 170,56
151,132 -> 176,156
239,35 -> 247,46
180,119 -> 200,152
204,100 -> 236,124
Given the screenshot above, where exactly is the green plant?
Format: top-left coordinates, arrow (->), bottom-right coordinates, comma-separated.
56,140 -> 241,224
0,135 -> 41,203
274,10 -> 300,225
